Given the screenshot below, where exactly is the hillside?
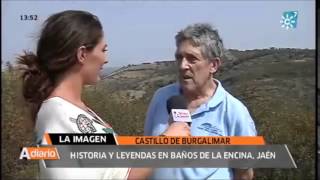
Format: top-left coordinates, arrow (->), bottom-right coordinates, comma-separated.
99,48 -> 314,106
94,48 -> 315,179
2,48 -> 315,179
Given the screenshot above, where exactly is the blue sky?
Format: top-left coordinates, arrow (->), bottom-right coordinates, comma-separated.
2,0 -> 315,67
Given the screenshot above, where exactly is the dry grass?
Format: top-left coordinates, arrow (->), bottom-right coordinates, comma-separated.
2,48 -> 315,179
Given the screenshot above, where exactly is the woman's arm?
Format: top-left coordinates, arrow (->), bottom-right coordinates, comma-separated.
127,121 -> 190,179
127,168 -> 153,180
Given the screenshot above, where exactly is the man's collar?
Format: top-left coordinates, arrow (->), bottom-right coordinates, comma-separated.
207,79 -> 226,109
177,79 -> 226,115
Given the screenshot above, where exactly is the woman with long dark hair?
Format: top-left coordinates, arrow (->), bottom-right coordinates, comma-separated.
18,10 -> 190,179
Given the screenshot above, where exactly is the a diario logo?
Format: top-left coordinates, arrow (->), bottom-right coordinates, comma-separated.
19,147 -> 60,160
171,109 -> 192,123
19,133 -> 59,160
173,110 -> 189,118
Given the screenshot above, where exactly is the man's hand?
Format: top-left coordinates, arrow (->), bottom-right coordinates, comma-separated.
233,168 -> 254,180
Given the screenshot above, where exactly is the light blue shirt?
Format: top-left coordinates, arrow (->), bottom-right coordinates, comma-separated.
144,79 -> 257,180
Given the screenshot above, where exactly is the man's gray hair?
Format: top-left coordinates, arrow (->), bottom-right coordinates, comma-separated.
175,23 -> 224,59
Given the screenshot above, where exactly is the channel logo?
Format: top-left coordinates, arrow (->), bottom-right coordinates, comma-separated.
280,11 -> 298,30
19,147 -> 60,160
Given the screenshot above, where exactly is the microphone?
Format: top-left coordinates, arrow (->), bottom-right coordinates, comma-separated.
166,95 -> 192,126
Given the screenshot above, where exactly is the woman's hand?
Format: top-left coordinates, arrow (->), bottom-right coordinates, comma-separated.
161,122 -> 191,136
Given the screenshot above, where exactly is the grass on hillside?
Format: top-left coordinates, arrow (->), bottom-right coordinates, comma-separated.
2,49 -> 316,179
